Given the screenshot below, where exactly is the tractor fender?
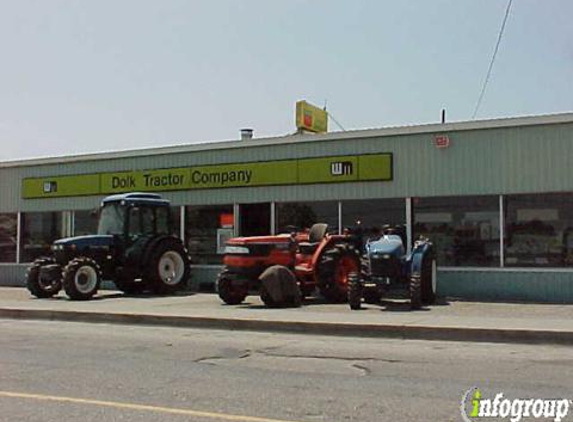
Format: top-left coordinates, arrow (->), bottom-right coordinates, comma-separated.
409,242 -> 433,278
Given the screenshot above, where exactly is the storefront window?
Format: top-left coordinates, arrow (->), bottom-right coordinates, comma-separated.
185,205 -> 234,264
342,198 -> 405,241
0,213 -> 18,263
74,210 -> 99,236
413,196 -> 500,267
276,201 -> 339,234
505,193 -> 573,267
21,212 -> 63,263
171,206 -> 181,238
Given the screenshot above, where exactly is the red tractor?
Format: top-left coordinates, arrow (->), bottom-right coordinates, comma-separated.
216,223 -> 361,306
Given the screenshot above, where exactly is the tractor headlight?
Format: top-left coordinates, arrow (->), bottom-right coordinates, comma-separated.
224,246 -> 250,254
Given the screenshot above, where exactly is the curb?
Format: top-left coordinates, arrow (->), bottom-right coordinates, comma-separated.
1,308 -> 572,345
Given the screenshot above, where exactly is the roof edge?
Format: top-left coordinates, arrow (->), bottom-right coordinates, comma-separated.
2,111 -> 573,169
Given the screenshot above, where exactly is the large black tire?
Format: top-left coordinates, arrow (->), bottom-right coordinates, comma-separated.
144,238 -> 190,294
259,265 -> 301,308
63,257 -> 101,301
347,272 -> 362,310
26,258 -> 62,298
318,244 -> 360,303
410,275 -> 422,310
114,273 -> 147,295
260,284 -> 279,308
421,253 -> 437,305
217,273 -> 248,305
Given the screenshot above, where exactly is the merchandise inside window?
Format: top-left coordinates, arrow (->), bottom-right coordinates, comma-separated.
413,196 -> 500,267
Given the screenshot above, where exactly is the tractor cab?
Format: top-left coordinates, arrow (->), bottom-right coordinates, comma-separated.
98,192 -> 173,238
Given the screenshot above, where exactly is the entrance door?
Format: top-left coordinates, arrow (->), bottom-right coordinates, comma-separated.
239,203 -> 271,236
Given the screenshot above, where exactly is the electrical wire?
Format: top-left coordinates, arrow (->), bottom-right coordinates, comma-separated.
472,0 -> 513,119
327,111 -> 347,131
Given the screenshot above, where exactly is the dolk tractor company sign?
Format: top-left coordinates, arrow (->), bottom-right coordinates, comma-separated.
22,153 -> 392,199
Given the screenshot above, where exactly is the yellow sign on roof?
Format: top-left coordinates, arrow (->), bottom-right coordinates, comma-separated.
296,100 -> 328,133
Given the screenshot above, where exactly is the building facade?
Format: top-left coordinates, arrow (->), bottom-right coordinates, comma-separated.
1,113 -> 573,302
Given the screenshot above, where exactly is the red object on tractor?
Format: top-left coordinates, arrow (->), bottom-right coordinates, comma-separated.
216,223 -> 360,305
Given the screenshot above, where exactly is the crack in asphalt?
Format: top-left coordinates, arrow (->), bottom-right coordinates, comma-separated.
193,346 -> 407,376
257,350 -> 403,365
351,364 -> 372,376
193,349 -> 252,364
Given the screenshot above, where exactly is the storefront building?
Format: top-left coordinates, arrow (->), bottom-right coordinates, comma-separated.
1,112 -> 573,302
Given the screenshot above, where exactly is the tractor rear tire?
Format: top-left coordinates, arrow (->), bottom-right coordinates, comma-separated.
347,272 -> 362,310
318,244 -> 360,303
63,257 -> 101,301
26,258 -> 62,298
217,274 -> 248,305
145,238 -> 190,294
410,275 -> 422,310
421,254 -> 437,305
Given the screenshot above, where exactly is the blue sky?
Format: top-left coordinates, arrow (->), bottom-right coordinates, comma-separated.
1,0 -> 572,160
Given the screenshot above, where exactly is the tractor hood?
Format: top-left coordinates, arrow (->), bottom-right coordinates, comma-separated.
367,235 -> 405,257
53,235 -> 115,251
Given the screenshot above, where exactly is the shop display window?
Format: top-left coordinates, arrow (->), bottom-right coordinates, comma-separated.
20,212 -> 63,263
505,193 -> 573,267
413,196 -> 500,267
276,201 -> 339,234
185,205 -> 234,264
73,210 -> 99,236
342,198 -> 405,242
0,213 -> 18,263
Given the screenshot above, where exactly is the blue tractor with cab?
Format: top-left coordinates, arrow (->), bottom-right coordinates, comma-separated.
26,193 -> 191,300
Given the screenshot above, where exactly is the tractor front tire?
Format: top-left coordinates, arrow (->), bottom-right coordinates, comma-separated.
347,272 -> 362,310
421,254 -> 437,305
145,238 -> 190,294
410,275 -> 422,310
217,274 -> 248,305
63,257 -> 101,301
26,258 -> 62,298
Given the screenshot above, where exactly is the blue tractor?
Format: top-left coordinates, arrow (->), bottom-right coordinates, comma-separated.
348,226 -> 437,310
26,193 -> 191,300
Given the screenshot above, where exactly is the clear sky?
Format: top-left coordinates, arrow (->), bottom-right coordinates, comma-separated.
1,0 -> 572,161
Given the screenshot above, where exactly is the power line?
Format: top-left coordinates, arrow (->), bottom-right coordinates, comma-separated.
327,111 -> 346,131
472,0 -> 513,119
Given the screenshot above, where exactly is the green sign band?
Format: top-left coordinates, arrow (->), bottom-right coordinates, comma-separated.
22,153 -> 393,199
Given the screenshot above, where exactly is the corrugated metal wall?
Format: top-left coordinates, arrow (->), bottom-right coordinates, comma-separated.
1,121 -> 572,213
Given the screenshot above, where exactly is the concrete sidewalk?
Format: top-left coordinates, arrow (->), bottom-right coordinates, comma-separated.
0,287 -> 572,344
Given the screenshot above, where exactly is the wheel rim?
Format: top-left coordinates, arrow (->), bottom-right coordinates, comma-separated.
335,256 -> 358,288
431,259 -> 437,294
158,251 -> 185,285
74,266 -> 98,294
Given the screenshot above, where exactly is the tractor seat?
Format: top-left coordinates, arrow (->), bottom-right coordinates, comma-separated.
298,223 -> 328,255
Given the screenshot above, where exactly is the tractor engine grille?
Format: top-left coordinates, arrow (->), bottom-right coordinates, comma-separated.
368,255 -> 401,278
